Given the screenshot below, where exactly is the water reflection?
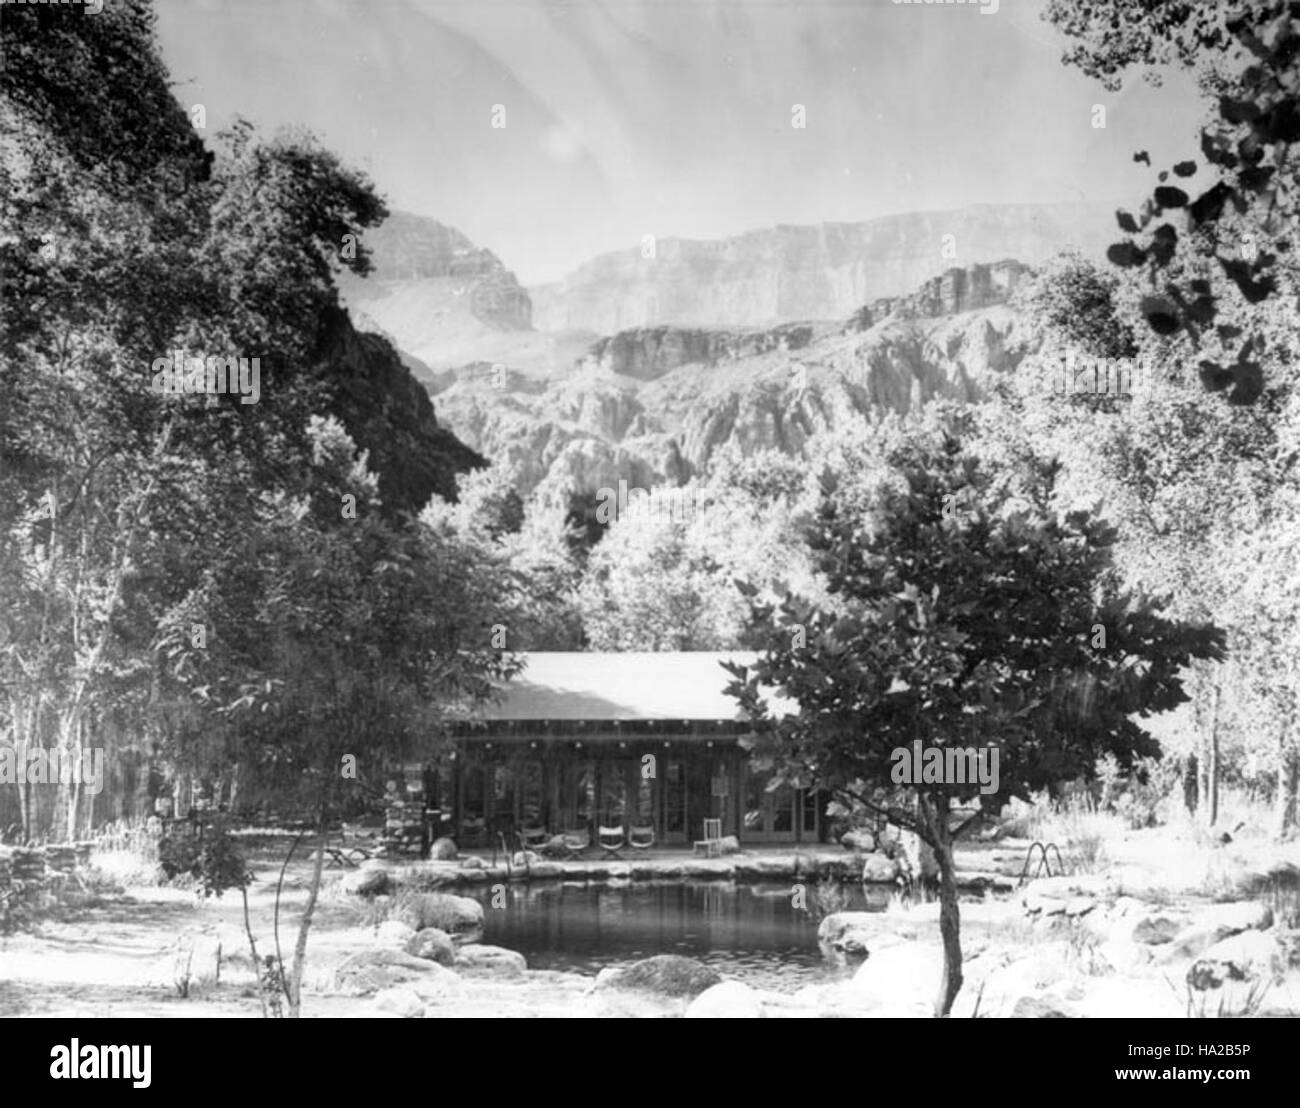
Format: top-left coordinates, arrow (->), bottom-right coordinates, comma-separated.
472,879 -> 896,990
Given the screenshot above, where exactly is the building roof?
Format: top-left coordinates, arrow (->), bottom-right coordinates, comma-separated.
480,651 -> 785,722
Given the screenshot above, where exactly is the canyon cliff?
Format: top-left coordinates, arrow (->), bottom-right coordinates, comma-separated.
529,204 -> 1108,333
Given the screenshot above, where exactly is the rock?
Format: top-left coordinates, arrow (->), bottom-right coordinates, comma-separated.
717,835 -> 740,856
1157,902 -> 1276,964
685,981 -> 765,1019
845,940 -> 937,1016
861,854 -> 899,883
341,860 -> 391,896
405,928 -> 456,966
405,892 -> 484,938
1022,891 -> 1067,916
1096,940 -> 1152,972
967,943 -> 1076,1017
429,837 -> 458,861
528,861 -> 564,880
371,986 -> 426,1018
373,921 -> 417,949
1187,931 -> 1285,992
332,948 -> 451,997
817,911 -> 878,966
841,829 -> 876,853
406,962 -> 465,1003
1064,897 -> 1096,918
455,944 -> 527,977
1131,915 -> 1182,945
837,827 -> 878,853
1011,996 -> 1071,1018
459,855 -> 485,870
593,955 -> 722,1000
511,850 -> 541,868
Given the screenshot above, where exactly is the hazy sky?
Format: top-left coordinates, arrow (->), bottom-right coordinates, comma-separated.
156,0 -> 1208,284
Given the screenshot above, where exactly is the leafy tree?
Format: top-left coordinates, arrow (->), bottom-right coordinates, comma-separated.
726,409 -> 1224,1016
1045,0 -> 1300,404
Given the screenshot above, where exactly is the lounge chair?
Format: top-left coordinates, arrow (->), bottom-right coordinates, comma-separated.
557,828 -> 591,860
598,824 -> 626,859
693,817 -> 723,858
324,821 -> 376,867
629,825 -> 655,851
520,825 -> 550,852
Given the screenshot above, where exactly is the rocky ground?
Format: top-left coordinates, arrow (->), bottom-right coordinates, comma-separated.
2,828 -> 1297,1018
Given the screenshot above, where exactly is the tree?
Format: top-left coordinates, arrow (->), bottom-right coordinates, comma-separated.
725,409 -> 1224,1016
1008,254 -> 1300,833
1045,0 -> 1300,404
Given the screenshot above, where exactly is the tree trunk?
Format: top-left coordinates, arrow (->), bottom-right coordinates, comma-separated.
1207,683 -> 1221,827
287,812 -> 327,1018
1273,745 -> 1298,842
241,886 -> 268,1019
919,793 -> 962,1018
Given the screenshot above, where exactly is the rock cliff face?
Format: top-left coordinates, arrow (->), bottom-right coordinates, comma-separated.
336,211 -> 534,371
314,307 -> 485,513
529,204 -> 1108,333
432,261 -> 1032,500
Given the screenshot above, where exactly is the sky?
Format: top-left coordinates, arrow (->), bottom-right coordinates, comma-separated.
155,0 -> 1209,285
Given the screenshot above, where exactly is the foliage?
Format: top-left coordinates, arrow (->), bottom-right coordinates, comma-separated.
1045,0 -> 1300,404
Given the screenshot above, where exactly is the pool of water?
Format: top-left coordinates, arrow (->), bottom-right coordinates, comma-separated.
470,880 -> 896,991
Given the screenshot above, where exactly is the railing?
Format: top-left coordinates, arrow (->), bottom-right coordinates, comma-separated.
1017,841 -> 1066,886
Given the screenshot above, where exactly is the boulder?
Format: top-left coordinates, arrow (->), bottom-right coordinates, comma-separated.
717,835 -> 740,856
1158,901 -> 1275,963
511,850 -> 541,868
845,939 -> 937,1016
1096,940 -> 1153,973
373,921 -> 417,950
1064,897 -> 1096,918
371,986 -> 426,1018
1187,930 -> 1285,992
455,944 -> 527,977
1010,996 -> 1071,1018
1131,914 -> 1183,945
332,948 -> 451,997
341,860 -> 391,896
405,892 -> 484,937
405,927 -> 456,966
459,855 -> 485,870
685,980 -> 765,1018
1022,891 -> 1067,916
817,911 -> 878,966
862,855 -> 899,883
428,837 -> 458,861
593,955 -> 722,1000
841,829 -> 876,853
406,962 -> 465,1003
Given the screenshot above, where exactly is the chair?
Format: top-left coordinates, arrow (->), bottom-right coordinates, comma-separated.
598,824 -> 626,860
324,821 -> 376,868
693,817 -> 723,858
628,825 -> 656,851
557,828 -> 591,860
520,825 -> 550,852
